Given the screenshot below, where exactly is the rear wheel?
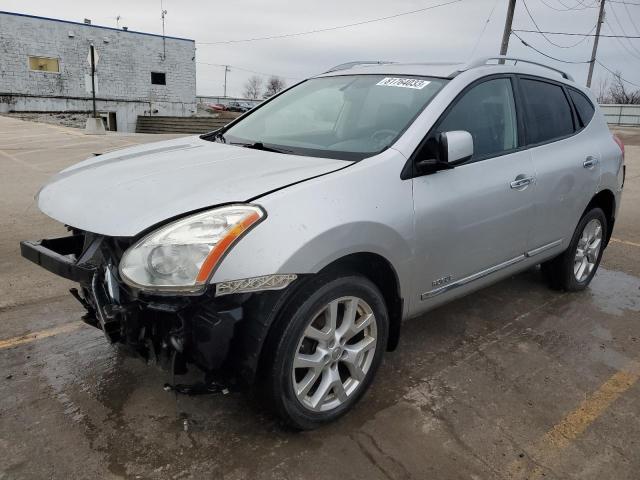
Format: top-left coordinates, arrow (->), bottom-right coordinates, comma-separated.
542,207 -> 607,291
262,273 -> 388,430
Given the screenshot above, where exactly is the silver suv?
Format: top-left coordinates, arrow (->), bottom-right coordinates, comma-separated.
22,57 -> 625,429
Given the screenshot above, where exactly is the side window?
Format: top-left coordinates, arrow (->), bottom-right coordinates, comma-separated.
436,78 -> 518,160
568,89 -> 595,128
520,79 -> 574,144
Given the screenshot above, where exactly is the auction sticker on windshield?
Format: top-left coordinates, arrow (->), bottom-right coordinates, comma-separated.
376,77 -> 430,89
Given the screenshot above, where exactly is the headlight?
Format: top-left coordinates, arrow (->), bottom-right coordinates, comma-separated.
119,205 -> 265,293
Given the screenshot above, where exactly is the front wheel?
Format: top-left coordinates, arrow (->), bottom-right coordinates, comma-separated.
542,207 -> 607,291
263,273 -> 389,430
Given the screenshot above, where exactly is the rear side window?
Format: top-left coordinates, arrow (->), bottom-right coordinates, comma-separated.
568,89 -> 595,128
520,79 -> 574,145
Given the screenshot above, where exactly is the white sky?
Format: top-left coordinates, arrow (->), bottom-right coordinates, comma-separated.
2,0 -> 640,96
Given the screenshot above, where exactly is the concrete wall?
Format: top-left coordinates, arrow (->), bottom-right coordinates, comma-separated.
601,104 -> 640,126
5,95 -> 194,134
0,11 -> 197,131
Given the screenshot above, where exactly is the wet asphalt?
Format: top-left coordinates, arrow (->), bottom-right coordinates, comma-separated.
1,116 -> 639,479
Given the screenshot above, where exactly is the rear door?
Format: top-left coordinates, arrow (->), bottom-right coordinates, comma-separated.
518,77 -> 601,255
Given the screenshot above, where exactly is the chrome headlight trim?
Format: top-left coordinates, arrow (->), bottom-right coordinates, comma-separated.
215,274 -> 298,297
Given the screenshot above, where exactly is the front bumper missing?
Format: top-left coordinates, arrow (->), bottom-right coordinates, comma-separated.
20,236 -> 96,283
21,234 -> 124,342
20,233 -> 250,376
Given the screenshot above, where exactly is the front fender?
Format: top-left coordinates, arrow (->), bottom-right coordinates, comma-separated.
279,221 -> 410,278
211,149 -> 415,306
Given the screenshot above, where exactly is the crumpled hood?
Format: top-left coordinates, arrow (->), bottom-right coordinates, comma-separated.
37,136 -> 350,237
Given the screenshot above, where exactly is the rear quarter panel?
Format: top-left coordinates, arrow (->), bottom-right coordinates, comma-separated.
592,104 -> 625,217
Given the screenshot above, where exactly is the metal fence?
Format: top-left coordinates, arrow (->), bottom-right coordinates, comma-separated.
196,96 -> 262,108
600,104 -> 640,126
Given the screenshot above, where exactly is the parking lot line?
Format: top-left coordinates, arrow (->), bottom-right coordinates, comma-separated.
610,237 -> 640,248
0,322 -> 83,350
0,149 -> 48,174
507,359 -> 640,479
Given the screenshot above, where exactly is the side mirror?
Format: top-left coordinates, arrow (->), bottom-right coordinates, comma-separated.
440,130 -> 473,165
415,130 -> 474,174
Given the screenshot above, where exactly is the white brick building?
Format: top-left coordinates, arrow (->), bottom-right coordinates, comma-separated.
0,11 -> 196,132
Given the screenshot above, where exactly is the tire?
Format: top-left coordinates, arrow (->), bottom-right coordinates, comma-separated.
262,272 -> 389,430
542,207 -> 607,291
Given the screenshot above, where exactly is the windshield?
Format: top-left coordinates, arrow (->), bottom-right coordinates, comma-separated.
206,75 -> 448,160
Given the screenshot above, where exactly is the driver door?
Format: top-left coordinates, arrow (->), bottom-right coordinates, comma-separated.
410,76 -> 536,313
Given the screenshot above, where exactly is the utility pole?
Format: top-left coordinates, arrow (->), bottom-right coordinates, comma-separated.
587,0 -> 606,88
161,0 -> 167,60
84,42 -> 105,134
90,44 -> 97,118
499,0 -> 517,61
223,65 -> 230,97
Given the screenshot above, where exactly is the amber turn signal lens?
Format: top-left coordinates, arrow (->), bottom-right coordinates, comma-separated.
196,211 -> 262,283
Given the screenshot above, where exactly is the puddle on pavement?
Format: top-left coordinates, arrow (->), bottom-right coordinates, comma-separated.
587,267 -> 640,316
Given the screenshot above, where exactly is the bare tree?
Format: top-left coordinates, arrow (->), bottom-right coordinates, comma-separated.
607,72 -> 640,104
596,77 -> 610,104
263,76 -> 286,98
243,75 -> 263,100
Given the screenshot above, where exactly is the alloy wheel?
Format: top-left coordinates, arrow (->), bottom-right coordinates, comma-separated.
291,296 -> 378,412
574,218 -> 603,282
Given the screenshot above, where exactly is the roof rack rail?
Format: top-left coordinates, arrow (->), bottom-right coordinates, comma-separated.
325,61 -> 393,73
464,56 -> 574,81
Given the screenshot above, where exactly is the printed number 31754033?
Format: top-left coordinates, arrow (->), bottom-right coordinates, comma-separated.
376,77 -> 430,89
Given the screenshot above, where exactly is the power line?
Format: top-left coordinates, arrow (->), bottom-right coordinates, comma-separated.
551,0 -> 598,10
511,30 -> 592,62
196,0 -> 464,45
537,0 -> 596,11
197,61 -> 302,81
470,0 -> 500,58
604,18 -> 640,59
607,0 -> 640,5
623,0 -> 640,35
596,59 -> 640,86
513,28 -> 640,37
573,0 -> 600,7
521,0 -> 597,47
606,0 -> 640,56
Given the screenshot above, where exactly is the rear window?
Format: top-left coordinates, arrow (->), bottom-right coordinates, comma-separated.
520,79 -> 575,145
568,89 -> 595,128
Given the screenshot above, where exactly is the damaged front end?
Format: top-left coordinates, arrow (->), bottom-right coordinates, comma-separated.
20,231 -> 285,382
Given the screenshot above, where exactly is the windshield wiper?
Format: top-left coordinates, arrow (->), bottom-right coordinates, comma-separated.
231,141 -> 292,154
201,128 -> 227,143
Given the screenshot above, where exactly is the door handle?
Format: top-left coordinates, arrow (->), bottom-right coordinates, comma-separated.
510,176 -> 534,190
583,156 -> 599,169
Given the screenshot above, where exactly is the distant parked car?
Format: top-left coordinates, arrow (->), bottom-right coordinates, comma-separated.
226,101 -> 251,112
207,103 -> 227,112
21,56 -> 625,429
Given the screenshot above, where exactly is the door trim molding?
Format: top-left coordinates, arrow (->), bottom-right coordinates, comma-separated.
525,239 -> 563,258
420,254 -> 526,300
419,239 -> 563,301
